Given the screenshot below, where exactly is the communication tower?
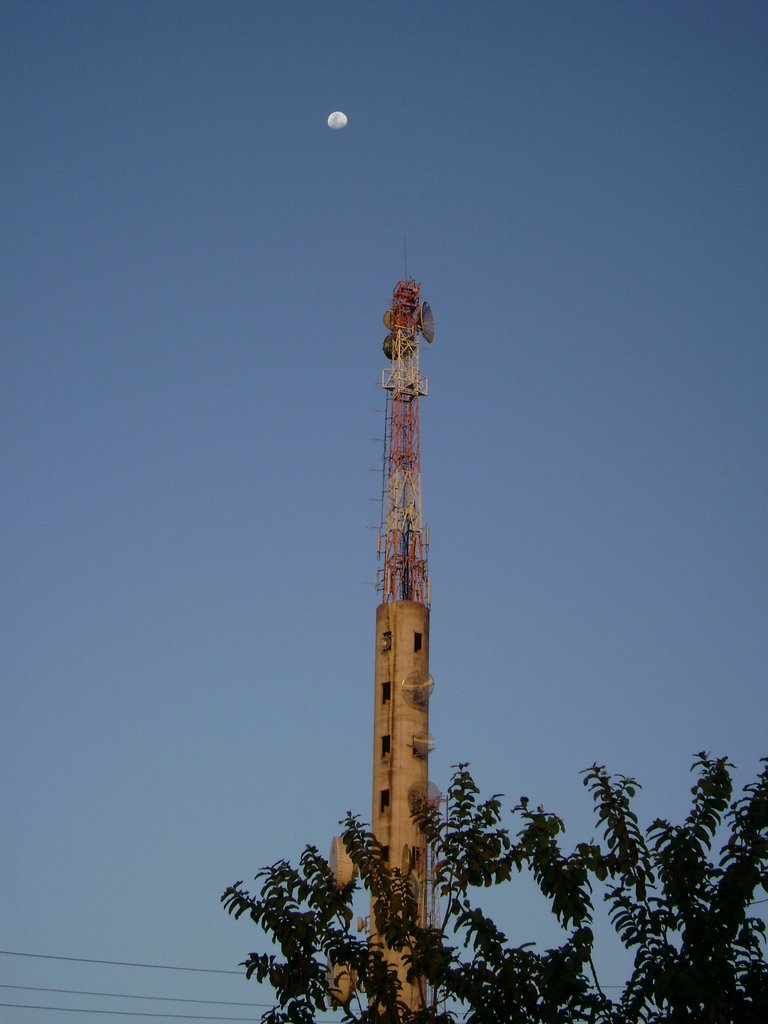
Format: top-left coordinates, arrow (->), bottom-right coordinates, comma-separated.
328,276 -> 436,1013
372,278 -> 436,1010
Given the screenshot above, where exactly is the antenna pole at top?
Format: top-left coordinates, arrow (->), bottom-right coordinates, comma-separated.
403,236 -> 408,279
378,277 -> 429,605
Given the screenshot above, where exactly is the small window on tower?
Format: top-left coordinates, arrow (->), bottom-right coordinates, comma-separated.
414,632 -> 423,652
382,681 -> 391,703
381,631 -> 392,652
381,845 -> 389,863
380,789 -> 390,813
411,846 -> 422,866
381,734 -> 391,757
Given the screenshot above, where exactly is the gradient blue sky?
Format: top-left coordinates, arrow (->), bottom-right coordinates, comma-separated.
3,1 -> 767,1019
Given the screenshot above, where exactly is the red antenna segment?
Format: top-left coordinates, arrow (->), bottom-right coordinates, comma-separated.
378,278 -> 433,605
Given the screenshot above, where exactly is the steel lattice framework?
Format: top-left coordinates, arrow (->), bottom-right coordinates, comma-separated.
378,279 -> 430,605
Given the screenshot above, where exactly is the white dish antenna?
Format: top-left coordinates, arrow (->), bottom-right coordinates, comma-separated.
402,671 -> 434,709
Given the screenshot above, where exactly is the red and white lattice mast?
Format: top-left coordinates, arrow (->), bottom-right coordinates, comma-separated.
378,278 -> 434,605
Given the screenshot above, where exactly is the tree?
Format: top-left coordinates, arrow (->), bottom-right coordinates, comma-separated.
222,755 -> 768,1023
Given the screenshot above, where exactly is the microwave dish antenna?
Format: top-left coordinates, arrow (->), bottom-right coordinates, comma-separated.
417,301 -> 435,343
402,671 -> 434,709
407,780 -> 442,812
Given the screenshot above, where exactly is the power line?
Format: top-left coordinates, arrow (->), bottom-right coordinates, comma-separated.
0,962 -> 345,1021
0,1002 -> 341,1023
0,1005 -> 260,1021
0,951 -> 241,975
0,985 -> 268,1008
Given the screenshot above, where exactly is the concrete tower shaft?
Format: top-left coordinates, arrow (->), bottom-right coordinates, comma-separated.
371,604 -> 432,1008
372,600 -> 431,897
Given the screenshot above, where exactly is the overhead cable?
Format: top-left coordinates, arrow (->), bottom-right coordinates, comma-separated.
0,951 -> 241,975
0,1006 -> 256,1021
0,1003 -> 342,1023
0,985 -> 267,1008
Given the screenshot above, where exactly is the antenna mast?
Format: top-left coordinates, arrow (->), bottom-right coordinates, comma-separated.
378,278 -> 433,604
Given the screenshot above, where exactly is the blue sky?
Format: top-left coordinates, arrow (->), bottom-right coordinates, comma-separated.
3,1 -> 767,1018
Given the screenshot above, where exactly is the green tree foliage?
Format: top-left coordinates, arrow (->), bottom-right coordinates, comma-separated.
222,756 -> 768,1024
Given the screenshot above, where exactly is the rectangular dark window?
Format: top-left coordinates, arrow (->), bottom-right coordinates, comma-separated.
381,845 -> 389,863
382,681 -> 391,703
381,734 -> 391,757
414,632 -> 423,652
411,846 -> 421,866
380,789 -> 390,813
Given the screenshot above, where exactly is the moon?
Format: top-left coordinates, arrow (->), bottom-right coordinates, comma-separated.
327,111 -> 348,130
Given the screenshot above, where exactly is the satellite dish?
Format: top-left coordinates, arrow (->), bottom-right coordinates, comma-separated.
412,733 -> 435,759
383,309 -> 394,330
417,301 -> 435,343
401,671 -> 434,709
408,780 -> 442,812
329,835 -> 355,887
